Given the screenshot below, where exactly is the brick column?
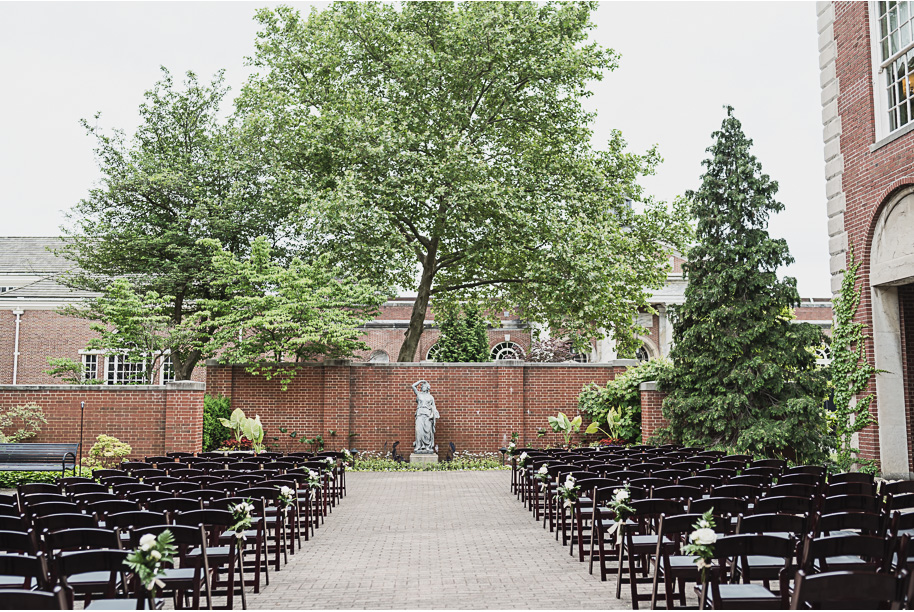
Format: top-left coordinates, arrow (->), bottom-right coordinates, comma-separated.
322,360 -> 351,451
639,381 -> 669,444
164,381 -> 205,454
497,360 -> 525,447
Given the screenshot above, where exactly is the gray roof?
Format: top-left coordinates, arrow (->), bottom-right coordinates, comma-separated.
0,237 -> 97,301
0,237 -> 70,274
0,277 -> 98,299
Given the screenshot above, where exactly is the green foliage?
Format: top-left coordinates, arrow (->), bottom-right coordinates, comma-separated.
124,529 -> 177,592
196,236 -> 385,388
59,68 -> 300,380
350,450 -> 508,472
82,434 -> 132,470
202,394 -> 232,452
660,108 -> 829,463
830,245 -> 880,473
59,278 -> 175,385
547,412 -> 583,447
217,408 -> 265,452
45,357 -> 102,385
0,402 -> 48,443
241,1 -> 692,362
432,304 -> 490,362
579,358 -> 672,443
0,468 -> 92,488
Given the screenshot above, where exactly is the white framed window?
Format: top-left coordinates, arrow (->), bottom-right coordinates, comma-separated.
424,344 -> 441,362
570,352 -> 590,363
107,354 -> 146,385
490,341 -> 524,361
635,346 -> 650,363
871,1 -> 914,140
82,354 -> 98,382
368,350 -> 390,363
161,355 -> 175,384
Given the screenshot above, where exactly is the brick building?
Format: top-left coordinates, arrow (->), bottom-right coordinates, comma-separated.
0,237 -> 701,382
818,1 -> 914,477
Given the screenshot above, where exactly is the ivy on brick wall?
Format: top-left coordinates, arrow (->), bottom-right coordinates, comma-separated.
830,245 -> 879,474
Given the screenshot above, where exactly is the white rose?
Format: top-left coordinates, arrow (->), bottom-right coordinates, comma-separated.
281,486 -> 293,496
309,469 -> 319,479
507,442 -> 516,450
519,452 -> 528,462
538,466 -> 549,475
139,534 -> 156,551
698,519 -> 711,529
614,489 -> 629,502
690,528 -> 717,546
149,549 -> 162,561
565,476 -> 575,488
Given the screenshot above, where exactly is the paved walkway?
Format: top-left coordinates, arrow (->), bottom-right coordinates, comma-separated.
251,471 -> 633,609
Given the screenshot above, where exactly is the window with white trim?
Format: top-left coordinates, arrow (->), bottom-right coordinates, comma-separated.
161,355 -> 175,384
82,354 -> 98,382
635,346 -> 650,363
872,1 -> 914,138
490,341 -> 524,361
107,354 -> 146,385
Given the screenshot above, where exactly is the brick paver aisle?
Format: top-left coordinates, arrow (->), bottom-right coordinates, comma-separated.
254,471 -> 632,609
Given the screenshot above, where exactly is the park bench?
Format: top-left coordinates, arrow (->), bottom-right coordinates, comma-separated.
0,443 -> 79,477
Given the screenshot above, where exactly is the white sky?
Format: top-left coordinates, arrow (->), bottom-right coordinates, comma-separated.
0,1 -> 830,297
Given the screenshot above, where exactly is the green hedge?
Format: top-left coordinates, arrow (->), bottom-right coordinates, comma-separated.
202,394 -> 232,452
0,467 -> 92,488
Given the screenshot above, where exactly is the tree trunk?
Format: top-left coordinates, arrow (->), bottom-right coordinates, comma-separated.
173,349 -> 201,381
397,265 -> 435,362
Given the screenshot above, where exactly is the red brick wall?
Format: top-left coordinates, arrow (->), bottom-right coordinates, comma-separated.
0,383 -> 204,459
639,383 -> 669,444
833,1 -> 914,463
206,362 -> 629,454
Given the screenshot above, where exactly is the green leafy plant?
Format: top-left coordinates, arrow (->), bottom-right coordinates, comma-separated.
579,358 -> 672,444
431,303 -> 490,362
45,357 -> 102,385
830,245 -> 880,474
82,434 -> 132,470
219,408 -> 265,452
348,450 -> 508,472
547,412 -> 583,448
0,402 -> 48,443
202,394 -> 232,452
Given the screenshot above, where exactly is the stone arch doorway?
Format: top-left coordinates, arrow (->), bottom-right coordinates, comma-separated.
870,185 -> 914,478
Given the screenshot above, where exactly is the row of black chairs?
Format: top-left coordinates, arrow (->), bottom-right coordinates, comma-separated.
0,452 -> 353,609
509,444 -> 914,609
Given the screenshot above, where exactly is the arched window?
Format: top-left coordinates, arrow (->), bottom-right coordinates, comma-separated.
635,346 -> 650,362
368,350 -> 390,363
425,344 -> 441,362
815,346 -> 831,365
570,352 -> 589,363
490,341 -> 525,360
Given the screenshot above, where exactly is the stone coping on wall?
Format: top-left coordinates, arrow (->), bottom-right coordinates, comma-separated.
205,359 -> 638,369
639,380 -> 660,391
0,381 -> 205,392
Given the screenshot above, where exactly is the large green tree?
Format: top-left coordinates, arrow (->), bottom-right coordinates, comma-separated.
59,69 -> 299,379
432,304 -> 490,363
660,108 -> 829,462
240,1 -> 691,361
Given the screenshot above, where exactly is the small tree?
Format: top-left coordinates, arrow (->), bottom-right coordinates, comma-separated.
0,403 -> 48,443
197,236 -> 385,387
830,245 -> 879,473
60,278 -> 177,385
661,107 -> 829,462
433,304 -> 490,362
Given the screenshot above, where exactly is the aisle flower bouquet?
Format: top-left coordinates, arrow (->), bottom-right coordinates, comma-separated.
124,530 -> 177,598
682,509 -> 717,582
555,474 -> 580,509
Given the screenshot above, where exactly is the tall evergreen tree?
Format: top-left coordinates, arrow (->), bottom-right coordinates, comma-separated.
661,108 -> 829,462
434,304 -> 490,363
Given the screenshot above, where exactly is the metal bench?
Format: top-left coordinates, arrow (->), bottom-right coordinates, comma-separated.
0,443 -> 79,477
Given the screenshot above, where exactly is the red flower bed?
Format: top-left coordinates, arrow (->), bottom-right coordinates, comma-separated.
598,437 -> 627,447
221,437 -> 254,451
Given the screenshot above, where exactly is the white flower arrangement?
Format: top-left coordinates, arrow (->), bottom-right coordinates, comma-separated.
555,474 -> 580,509
682,509 -> 717,581
125,530 -> 177,592
277,485 -> 295,509
536,464 -> 551,490
229,500 -> 255,541
517,451 -> 529,468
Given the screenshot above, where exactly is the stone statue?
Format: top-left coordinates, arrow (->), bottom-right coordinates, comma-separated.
412,380 -> 439,454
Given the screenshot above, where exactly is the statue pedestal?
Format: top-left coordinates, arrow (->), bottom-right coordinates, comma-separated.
409,453 -> 438,466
